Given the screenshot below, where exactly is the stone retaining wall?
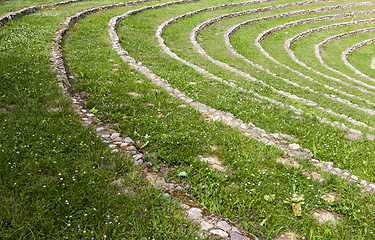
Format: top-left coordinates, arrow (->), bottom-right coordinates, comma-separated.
315,27 -> 375,91
284,21 -> 375,115
154,0 -> 375,192
52,0 -> 261,239
286,20 -> 375,91
110,0 -> 375,203
342,37 -> 375,82
188,1 -> 375,132
251,8 -> 375,130
0,0 -> 90,27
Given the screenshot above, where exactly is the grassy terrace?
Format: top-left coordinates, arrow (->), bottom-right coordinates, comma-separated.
2,0 -> 375,239
314,26 -> 375,81
348,39 -> 375,80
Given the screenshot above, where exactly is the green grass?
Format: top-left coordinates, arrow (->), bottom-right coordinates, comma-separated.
348,39 -> 375,80
3,0 -> 375,239
133,0 -> 375,180
0,1 -> 201,239
316,27 -> 375,82
63,0 -> 375,239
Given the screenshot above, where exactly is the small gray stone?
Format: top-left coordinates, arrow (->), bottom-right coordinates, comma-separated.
124,137 -> 135,144
210,229 -> 228,238
230,231 -> 251,240
200,221 -> 213,230
111,149 -> 119,153
369,184 -> 375,189
162,193 -> 170,198
216,220 -> 231,231
311,159 -> 319,163
252,127 -> 266,134
333,168 -> 342,173
351,175 -> 359,181
111,133 -> 120,139
270,133 -> 282,139
261,134 -> 270,140
303,148 -> 314,158
86,113 -> 94,117
292,151 -> 304,157
133,154 -> 143,161
108,144 -> 117,148
289,143 -> 300,150
120,142 -> 130,148
126,146 -> 137,152
360,180 -> 367,185
187,208 -> 202,220
366,134 -> 375,141
349,128 -> 362,135
239,123 -> 248,130
133,160 -> 141,166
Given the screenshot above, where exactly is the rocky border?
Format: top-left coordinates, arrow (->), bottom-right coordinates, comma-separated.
50,0 -> 262,239
157,0 -> 375,135
227,7 -> 375,131
316,27 -> 375,88
152,0 -> 375,192
0,0 -> 90,27
109,0 -> 375,205
3,0 -> 375,238
254,8 -> 375,95
222,8 -> 375,129
342,37 -> 375,82
285,21 -> 375,93
187,1 -> 375,133
157,0 -> 323,114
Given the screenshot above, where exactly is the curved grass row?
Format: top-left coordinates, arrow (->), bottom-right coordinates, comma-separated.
3,0 -> 375,239
62,0 -> 375,238
0,1 -> 202,239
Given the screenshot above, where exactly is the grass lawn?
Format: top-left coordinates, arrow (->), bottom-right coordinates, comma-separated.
2,0 -> 375,239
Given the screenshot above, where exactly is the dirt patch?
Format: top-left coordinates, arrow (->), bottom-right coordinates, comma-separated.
144,169 -> 165,186
322,191 -> 339,203
274,232 -> 299,240
112,178 -> 133,194
345,133 -> 361,140
304,171 -> 324,182
313,209 -> 340,226
47,107 -> 61,112
198,155 -> 225,171
276,157 -> 300,169
128,92 -> 143,98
